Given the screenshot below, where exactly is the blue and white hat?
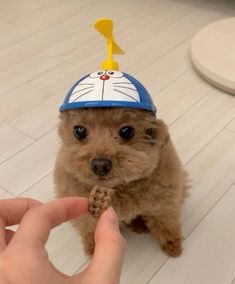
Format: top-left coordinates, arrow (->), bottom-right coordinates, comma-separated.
60,70 -> 156,116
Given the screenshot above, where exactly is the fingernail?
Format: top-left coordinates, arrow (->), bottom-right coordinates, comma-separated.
107,207 -> 119,229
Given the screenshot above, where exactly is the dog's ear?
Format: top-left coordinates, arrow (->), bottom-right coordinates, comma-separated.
59,110 -> 77,121
58,111 -> 72,139
145,127 -> 157,139
58,110 -> 84,142
154,119 -> 170,148
154,120 -> 180,187
59,112 -> 66,121
144,119 -> 168,147
144,119 -> 169,146
144,127 -> 157,146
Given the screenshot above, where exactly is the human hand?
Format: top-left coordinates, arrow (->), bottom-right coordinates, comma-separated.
0,197 -> 126,284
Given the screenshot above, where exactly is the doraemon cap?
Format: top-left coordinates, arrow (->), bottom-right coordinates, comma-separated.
60,70 -> 156,115
60,18 -> 157,116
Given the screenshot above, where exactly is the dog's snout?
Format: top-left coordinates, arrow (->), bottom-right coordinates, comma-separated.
91,158 -> 112,176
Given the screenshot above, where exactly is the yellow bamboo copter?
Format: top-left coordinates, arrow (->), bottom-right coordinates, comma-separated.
94,18 -> 125,71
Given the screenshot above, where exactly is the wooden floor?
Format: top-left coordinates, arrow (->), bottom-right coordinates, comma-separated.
0,0 -> 235,283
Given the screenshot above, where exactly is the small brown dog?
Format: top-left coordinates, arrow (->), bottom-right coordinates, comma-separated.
54,107 -> 189,257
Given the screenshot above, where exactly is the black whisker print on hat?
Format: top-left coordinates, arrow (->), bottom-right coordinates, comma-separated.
113,82 -> 133,84
72,86 -> 94,95
72,89 -> 93,102
113,85 -> 138,92
113,89 -> 139,102
76,83 -> 95,86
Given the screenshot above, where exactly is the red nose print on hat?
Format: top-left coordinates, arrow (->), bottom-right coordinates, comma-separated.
100,74 -> 110,80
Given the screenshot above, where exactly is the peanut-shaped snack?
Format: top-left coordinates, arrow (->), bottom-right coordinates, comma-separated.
88,185 -> 114,218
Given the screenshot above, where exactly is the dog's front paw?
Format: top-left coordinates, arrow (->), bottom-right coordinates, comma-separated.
146,213 -> 183,257
84,244 -> 95,256
161,237 -> 182,257
82,231 -> 95,256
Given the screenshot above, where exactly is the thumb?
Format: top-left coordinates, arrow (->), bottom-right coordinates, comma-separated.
88,207 -> 126,283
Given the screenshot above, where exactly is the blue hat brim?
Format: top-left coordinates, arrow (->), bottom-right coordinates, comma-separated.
60,100 -> 156,115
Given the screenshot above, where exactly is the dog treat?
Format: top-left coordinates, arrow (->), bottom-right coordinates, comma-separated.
88,186 -> 114,219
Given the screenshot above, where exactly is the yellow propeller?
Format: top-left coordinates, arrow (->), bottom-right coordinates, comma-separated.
94,18 -> 125,71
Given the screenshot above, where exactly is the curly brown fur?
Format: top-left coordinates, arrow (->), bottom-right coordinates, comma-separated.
54,108 -> 189,257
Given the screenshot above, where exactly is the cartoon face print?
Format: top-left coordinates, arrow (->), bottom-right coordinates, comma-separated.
68,70 -> 140,103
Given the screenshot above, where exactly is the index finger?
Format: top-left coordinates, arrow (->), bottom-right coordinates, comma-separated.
11,197 -> 88,247
0,198 -> 42,226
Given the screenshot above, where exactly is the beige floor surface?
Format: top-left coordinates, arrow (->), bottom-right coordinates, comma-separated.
0,0 -> 235,283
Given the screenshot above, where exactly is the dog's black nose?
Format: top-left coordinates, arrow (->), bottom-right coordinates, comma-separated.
91,158 -> 112,176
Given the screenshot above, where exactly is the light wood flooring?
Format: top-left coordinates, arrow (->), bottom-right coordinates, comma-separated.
0,0 -> 235,283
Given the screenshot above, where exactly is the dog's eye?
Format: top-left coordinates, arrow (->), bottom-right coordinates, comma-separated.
74,125 -> 87,140
119,126 -> 135,140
